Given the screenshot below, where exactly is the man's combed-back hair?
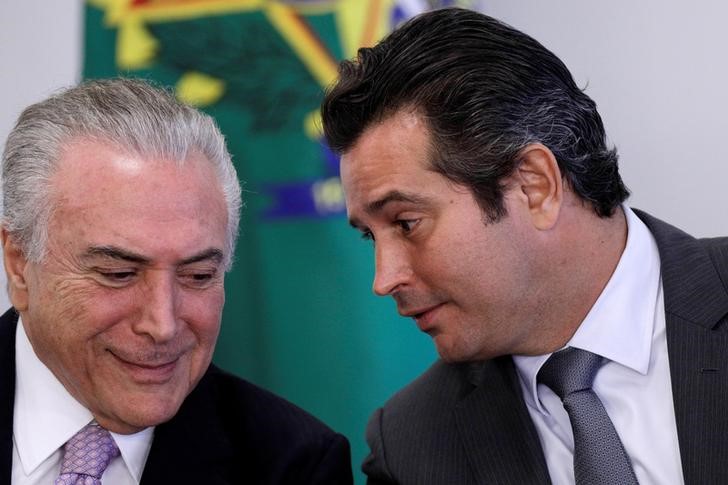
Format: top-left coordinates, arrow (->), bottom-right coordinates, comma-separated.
321,7 -> 629,220
1,77 -> 242,269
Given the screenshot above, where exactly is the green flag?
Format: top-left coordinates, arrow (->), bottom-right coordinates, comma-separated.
83,1 -> 475,480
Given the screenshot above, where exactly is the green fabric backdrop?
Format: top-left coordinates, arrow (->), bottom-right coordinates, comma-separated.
82,1 -> 473,481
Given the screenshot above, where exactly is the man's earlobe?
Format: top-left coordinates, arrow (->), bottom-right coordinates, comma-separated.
514,143 -> 563,230
1,229 -> 30,311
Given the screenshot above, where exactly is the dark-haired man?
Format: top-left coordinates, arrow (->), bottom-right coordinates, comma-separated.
322,7 -> 728,485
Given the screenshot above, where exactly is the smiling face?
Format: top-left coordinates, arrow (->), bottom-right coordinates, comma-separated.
3,138 -> 229,434
341,110 -> 545,362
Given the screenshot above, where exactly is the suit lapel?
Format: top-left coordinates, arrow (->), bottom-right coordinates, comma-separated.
0,309 -> 18,484
638,210 -> 728,485
455,357 -> 551,485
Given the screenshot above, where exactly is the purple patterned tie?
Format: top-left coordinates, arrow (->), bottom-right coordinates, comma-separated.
55,423 -> 120,485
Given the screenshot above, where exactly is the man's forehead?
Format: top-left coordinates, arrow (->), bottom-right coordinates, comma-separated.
52,139 -> 214,197
58,137 -> 137,169
47,138 -> 227,242
340,129 -> 428,183
55,138 -> 186,179
351,109 -> 427,151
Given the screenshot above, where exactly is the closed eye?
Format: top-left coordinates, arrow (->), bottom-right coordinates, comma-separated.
178,270 -> 220,288
98,270 -> 137,285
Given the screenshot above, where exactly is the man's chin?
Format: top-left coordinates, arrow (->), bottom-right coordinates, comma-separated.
434,336 -> 467,363
92,393 -> 186,434
434,334 -> 493,364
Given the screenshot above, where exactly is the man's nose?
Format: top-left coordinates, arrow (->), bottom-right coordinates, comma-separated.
133,271 -> 180,342
372,241 -> 412,296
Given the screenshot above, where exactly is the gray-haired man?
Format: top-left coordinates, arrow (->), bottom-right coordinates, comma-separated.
1,78 -> 352,484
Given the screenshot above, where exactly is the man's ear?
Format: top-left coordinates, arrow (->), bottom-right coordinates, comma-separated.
512,143 -> 563,230
1,228 -> 30,311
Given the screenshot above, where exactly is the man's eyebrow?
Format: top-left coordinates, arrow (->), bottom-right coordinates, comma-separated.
180,248 -> 224,266
83,246 -> 224,266
367,190 -> 430,213
349,190 -> 431,229
83,246 -> 150,264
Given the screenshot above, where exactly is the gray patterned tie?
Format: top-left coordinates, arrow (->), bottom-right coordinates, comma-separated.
537,347 -> 639,485
55,423 -> 120,485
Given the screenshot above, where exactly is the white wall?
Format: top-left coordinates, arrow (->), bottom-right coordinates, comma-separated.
0,1 -> 82,151
0,0 -> 82,310
484,1 -> 728,236
1,2 -> 727,313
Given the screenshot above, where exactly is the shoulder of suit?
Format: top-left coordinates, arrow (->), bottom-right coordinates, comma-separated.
634,208 -> 728,277
148,365 -> 352,483
381,359 -> 499,417
697,235 -> 728,285
185,363 -> 343,442
698,235 -> 728,256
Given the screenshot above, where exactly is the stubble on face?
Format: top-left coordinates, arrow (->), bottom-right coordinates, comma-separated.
341,110 -> 549,363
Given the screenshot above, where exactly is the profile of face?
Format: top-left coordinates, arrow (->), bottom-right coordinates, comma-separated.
2,138 -> 229,434
340,110 -> 544,362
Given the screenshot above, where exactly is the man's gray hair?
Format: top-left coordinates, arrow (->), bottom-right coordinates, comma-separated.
1,77 -> 242,270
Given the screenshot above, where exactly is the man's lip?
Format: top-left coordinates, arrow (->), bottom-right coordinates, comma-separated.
109,351 -> 181,383
402,303 -> 445,331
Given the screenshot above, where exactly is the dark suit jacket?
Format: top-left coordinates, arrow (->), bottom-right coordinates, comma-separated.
362,210 -> 728,485
0,310 -> 353,484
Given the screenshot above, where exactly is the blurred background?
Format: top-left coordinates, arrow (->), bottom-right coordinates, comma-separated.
2,1 -> 728,483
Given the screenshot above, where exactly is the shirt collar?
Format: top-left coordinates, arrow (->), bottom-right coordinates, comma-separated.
111,427 -> 154,483
14,317 -> 154,482
513,206 -> 662,413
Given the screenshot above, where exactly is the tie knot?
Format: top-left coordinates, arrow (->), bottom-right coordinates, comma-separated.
537,347 -> 604,399
55,424 -> 120,485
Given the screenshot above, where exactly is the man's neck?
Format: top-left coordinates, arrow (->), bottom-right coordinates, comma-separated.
524,203 -> 629,355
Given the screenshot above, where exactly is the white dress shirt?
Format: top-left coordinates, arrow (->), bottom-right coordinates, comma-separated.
513,206 -> 685,485
12,318 -> 154,484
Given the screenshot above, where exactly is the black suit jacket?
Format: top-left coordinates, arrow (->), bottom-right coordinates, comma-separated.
362,210 -> 728,485
0,310 -> 353,484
